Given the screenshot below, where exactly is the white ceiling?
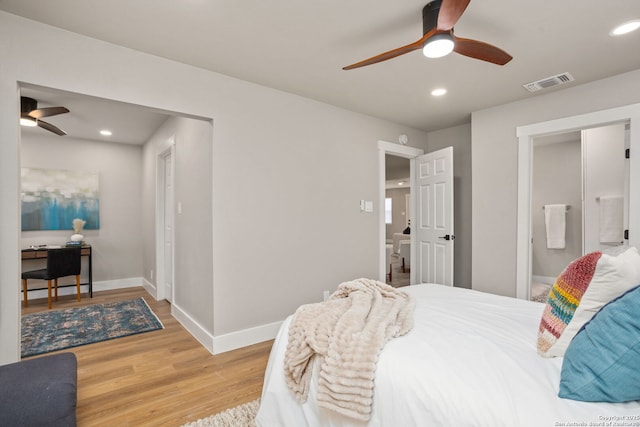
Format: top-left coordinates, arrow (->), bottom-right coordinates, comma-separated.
3,0 -> 640,142
20,85 -> 171,145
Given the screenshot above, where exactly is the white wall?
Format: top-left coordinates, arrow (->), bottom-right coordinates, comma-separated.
385,187 -> 410,238
208,99 -> 428,340
20,134 -> 143,289
531,140 -> 582,278
142,116 -> 214,332
472,69 -> 640,297
0,12 -> 429,363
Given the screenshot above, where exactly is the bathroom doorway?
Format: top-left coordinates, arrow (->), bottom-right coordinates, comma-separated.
529,123 -> 629,301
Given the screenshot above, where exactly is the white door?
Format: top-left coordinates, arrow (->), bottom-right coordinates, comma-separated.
413,146 -> 454,285
582,123 -> 627,253
163,151 -> 174,302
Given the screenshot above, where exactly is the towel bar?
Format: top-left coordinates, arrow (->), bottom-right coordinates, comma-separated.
542,205 -> 570,211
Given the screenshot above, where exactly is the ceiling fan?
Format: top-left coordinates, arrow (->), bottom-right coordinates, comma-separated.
343,0 -> 512,70
20,96 -> 69,136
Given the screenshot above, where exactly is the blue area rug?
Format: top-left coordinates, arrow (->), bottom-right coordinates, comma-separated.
21,297 -> 164,357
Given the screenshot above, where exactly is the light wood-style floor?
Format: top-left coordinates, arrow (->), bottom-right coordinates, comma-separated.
22,287 -> 273,427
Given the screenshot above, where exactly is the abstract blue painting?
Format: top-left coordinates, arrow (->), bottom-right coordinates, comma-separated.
21,167 -> 100,231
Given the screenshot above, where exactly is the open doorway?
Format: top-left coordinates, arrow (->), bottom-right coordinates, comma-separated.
516,103 -> 640,300
385,154 -> 411,287
377,140 -> 424,285
530,124 -> 629,302
18,84 -> 169,305
17,83 -> 213,356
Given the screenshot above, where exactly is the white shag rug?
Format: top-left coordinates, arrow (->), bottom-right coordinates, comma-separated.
181,399 -> 259,427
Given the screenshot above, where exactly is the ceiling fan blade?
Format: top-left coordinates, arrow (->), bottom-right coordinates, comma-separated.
343,30 -> 435,70
36,119 -> 67,136
28,106 -> 70,119
453,36 -> 512,65
437,0 -> 471,31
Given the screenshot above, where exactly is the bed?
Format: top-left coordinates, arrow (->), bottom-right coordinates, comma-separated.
256,283 -> 640,426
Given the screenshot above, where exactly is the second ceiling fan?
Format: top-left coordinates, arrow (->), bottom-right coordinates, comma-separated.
20,96 -> 69,136
343,0 -> 512,70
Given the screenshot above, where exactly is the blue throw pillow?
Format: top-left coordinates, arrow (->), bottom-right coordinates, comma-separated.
559,285 -> 640,402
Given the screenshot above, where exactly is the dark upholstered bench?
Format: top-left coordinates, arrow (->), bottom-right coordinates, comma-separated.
0,352 -> 77,426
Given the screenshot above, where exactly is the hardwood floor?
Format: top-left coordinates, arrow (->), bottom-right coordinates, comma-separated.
22,287 -> 273,427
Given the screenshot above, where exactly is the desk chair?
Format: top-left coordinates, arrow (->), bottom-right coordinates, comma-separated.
386,244 -> 393,282
399,241 -> 411,273
22,247 -> 82,309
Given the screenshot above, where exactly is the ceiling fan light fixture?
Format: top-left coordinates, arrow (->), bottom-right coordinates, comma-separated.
20,117 -> 37,127
342,0 -> 512,70
423,33 -> 454,58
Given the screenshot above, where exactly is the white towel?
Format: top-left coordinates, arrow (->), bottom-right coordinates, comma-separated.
544,204 -> 566,249
599,196 -> 624,244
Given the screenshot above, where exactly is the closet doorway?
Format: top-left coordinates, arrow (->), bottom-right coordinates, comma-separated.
157,142 -> 175,302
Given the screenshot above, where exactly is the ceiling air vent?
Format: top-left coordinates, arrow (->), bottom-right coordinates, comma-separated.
523,72 -> 575,92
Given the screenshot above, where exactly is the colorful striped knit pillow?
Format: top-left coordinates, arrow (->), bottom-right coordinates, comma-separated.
537,247 -> 640,358
537,252 -> 601,356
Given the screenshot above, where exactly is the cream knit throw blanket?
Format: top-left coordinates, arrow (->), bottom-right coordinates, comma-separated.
284,278 -> 414,421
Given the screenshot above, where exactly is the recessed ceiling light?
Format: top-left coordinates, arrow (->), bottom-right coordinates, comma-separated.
100,130 -> 112,136
610,20 -> 640,36
398,181 -> 405,186
431,88 -> 447,97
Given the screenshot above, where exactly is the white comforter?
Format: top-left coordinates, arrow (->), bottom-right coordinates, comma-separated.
256,283 -> 640,426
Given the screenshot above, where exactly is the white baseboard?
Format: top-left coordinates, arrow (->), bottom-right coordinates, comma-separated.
94,277 -> 143,291
171,301 -> 282,355
212,320 -> 283,355
23,277 -> 143,301
171,302 -> 214,351
142,277 -> 157,300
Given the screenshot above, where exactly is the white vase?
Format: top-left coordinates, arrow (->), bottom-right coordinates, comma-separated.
70,234 -> 84,242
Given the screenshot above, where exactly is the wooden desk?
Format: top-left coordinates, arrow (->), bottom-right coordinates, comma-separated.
21,245 -> 93,298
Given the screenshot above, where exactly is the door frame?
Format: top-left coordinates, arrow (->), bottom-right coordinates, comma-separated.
155,137 -> 176,301
378,140 -> 424,284
515,103 -> 640,300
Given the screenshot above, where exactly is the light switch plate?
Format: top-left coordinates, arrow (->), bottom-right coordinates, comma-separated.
364,200 -> 373,212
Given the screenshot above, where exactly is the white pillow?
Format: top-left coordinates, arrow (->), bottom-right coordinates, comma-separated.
538,246 -> 640,357
601,244 -> 632,257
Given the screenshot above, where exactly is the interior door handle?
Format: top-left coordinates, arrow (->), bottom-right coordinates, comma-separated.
438,234 -> 455,241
